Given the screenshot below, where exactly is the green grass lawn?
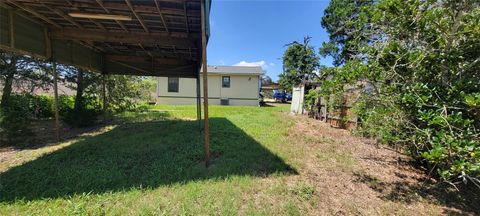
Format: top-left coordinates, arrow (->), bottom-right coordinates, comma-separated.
0,104 -> 304,215
2,104 -> 476,215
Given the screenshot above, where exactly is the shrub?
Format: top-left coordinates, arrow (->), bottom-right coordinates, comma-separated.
58,95 -> 75,116
62,107 -> 99,128
0,99 -> 33,144
30,95 -> 54,118
319,0 -> 480,187
304,89 -> 319,108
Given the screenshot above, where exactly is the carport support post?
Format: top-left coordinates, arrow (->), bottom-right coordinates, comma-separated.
201,0 -> 210,167
196,66 -> 202,131
102,74 -> 107,118
52,60 -> 60,142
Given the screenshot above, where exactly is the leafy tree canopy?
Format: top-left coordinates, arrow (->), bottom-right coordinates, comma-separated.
320,0 -> 480,187
261,75 -> 274,86
320,0 -> 375,66
279,37 -> 320,92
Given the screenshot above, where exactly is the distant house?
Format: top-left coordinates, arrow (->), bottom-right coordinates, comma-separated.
157,66 -> 263,106
0,79 -> 75,96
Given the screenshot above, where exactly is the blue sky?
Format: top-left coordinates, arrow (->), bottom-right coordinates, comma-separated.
207,0 -> 333,81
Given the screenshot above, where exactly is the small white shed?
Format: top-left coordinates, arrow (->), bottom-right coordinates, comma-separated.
290,85 -> 305,114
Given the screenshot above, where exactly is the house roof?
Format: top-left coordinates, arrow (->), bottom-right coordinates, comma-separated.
200,66 -> 264,75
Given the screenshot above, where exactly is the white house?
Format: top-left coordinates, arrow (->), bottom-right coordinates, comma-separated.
156,66 -> 263,106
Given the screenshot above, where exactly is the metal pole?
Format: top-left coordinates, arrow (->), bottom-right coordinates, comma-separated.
196,65 -> 202,131
201,0 -> 210,167
52,60 -> 60,142
102,74 -> 107,116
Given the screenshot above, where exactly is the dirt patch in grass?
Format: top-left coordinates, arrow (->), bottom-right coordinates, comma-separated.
283,115 -> 479,215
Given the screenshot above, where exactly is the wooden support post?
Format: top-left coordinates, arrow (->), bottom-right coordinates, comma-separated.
44,27 -> 51,59
201,0 -> 210,167
9,10 -> 14,48
102,74 -> 107,118
52,60 -> 60,142
196,64 -> 202,131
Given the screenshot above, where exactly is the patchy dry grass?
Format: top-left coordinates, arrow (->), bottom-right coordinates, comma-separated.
0,104 -> 477,215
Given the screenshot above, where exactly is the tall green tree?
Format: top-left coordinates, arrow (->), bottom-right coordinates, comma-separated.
320,0 -> 374,66
55,64 -> 100,114
0,52 -> 37,107
279,37 -> 320,92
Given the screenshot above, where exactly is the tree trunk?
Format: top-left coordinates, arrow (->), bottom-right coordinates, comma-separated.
73,69 -> 84,112
0,58 -> 17,108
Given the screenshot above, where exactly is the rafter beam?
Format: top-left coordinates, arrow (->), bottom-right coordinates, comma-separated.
154,0 -> 168,32
7,0 -> 61,28
125,0 -> 149,33
95,0 -> 129,32
138,43 -> 153,57
106,55 -> 194,65
41,4 -> 83,29
70,2 -> 200,16
89,19 -> 107,30
183,2 -> 189,33
50,28 -> 197,47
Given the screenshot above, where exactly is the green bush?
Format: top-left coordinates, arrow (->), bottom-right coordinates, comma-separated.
11,94 -> 77,119
58,95 -> 75,116
319,0 -> 480,186
30,95 -> 54,118
304,89 -> 319,108
0,99 -> 33,144
62,107 -> 99,128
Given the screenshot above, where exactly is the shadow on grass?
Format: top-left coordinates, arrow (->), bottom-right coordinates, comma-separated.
0,117 -> 296,202
353,172 -> 480,215
1,111 -> 171,150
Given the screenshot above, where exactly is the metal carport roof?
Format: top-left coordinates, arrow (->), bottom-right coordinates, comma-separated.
0,0 -> 213,165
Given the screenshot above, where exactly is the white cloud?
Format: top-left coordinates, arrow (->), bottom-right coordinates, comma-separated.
269,62 -> 275,67
233,60 -> 268,69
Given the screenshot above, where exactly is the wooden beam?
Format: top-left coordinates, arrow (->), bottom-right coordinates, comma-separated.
201,0 -> 210,167
44,27 -> 51,59
64,0 -> 73,6
95,0 -> 129,32
68,12 -> 132,21
109,59 -> 151,74
183,2 -> 189,33
9,9 -> 14,48
138,44 -> 153,58
7,0 -> 61,28
105,55 -> 194,65
154,0 -> 168,32
50,28 -> 196,47
71,2 -> 200,16
103,59 -> 196,77
89,18 -> 107,30
125,0 -> 149,33
41,4 -> 83,29
77,40 -> 105,53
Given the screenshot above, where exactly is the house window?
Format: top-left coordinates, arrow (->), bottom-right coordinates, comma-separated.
222,76 -> 230,88
168,77 -> 179,92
